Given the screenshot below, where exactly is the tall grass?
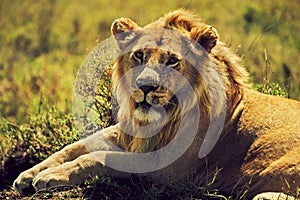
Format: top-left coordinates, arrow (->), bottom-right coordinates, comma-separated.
254,48 -> 289,97
0,0 -> 300,124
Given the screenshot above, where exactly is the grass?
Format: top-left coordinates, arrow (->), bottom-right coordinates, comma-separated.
0,101 -> 79,191
254,48 -> 289,97
1,0 -> 300,124
81,175 -> 231,200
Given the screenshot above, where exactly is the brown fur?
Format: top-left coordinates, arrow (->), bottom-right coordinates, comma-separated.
13,9 -> 300,198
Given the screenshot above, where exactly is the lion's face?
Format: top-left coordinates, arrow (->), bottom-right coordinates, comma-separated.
109,11 -> 234,153
113,29 -> 203,126
124,48 -> 185,125
111,16 -> 220,127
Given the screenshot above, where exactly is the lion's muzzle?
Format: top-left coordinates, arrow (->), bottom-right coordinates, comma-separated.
133,66 -> 164,106
135,67 -> 159,90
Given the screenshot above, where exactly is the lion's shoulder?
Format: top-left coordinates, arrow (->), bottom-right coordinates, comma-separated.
237,88 -> 300,140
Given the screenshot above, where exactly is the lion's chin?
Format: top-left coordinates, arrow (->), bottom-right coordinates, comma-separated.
133,102 -> 164,126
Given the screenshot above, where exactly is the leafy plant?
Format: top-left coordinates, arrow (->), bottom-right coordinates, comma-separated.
254,48 -> 289,97
94,65 -> 116,129
255,82 -> 288,97
0,102 -> 79,191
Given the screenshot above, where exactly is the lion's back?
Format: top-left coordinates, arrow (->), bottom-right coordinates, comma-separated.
240,88 -> 300,137
238,88 -> 300,194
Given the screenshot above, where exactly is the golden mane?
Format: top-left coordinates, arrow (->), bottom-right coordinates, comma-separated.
112,9 -> 249,153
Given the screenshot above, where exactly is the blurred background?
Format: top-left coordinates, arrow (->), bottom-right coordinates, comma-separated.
1,0 -> 299,124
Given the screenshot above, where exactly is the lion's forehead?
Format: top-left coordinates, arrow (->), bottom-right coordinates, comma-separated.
132,28 -> 189,56
134,38 -> 183,55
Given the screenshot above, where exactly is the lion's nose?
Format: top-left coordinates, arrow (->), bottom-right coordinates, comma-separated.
138,84 -> 159,94
136,67 -> 159,94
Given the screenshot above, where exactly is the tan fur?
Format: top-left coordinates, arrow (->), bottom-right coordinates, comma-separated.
13,9 -> 300,198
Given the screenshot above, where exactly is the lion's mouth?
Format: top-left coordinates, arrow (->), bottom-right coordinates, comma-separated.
132,87 -> 169,106
135,100 -> 152,111
133,99 -> 166,125
135,101 -> 152,115
135,100 -> 164,114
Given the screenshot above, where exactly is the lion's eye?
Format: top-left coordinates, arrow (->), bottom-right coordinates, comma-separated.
166,56 -> 180,67
133,50 -> 144,62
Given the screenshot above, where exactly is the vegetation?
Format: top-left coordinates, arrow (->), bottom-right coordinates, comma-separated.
0,0 -> 300,124
0,0 -> 299,199
254,48 -> 289,97
0,102 -> 79,191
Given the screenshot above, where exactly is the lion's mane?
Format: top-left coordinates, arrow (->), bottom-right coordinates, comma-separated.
111,9 -> 249,153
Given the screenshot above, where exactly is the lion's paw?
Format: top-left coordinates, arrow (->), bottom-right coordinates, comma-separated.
32,168 -> 70,191
253,192 -> 295,200
13,169 -> 36,195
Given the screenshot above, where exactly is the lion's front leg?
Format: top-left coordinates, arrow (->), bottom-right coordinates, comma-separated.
31,149 -> 182,191
32,151 -> 128,191
13,124 -> 121,194
13,141 -> 89,194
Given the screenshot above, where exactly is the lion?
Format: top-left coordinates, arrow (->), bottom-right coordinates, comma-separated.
13,9 -> 300,199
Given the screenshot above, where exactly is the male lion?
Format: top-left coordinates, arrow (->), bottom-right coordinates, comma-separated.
13,9 -> 300,199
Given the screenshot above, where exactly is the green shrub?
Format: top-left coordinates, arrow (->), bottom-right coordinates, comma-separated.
94,65 -> 116,129
0,103 -> 79,190
255,82 -> 288,97
254,48 -> 289,98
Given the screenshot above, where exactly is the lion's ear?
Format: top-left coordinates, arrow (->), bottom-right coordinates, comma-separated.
190,26 -> 219,53
111,18 -> 139,50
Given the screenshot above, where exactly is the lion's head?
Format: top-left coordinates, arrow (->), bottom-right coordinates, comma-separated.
110,9 -> 249,153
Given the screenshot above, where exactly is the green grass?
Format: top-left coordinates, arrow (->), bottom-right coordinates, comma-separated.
254,48 -> 289,98
1,0 -> 300,124
0,101 -> 79,191
81,175 -> 232,200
